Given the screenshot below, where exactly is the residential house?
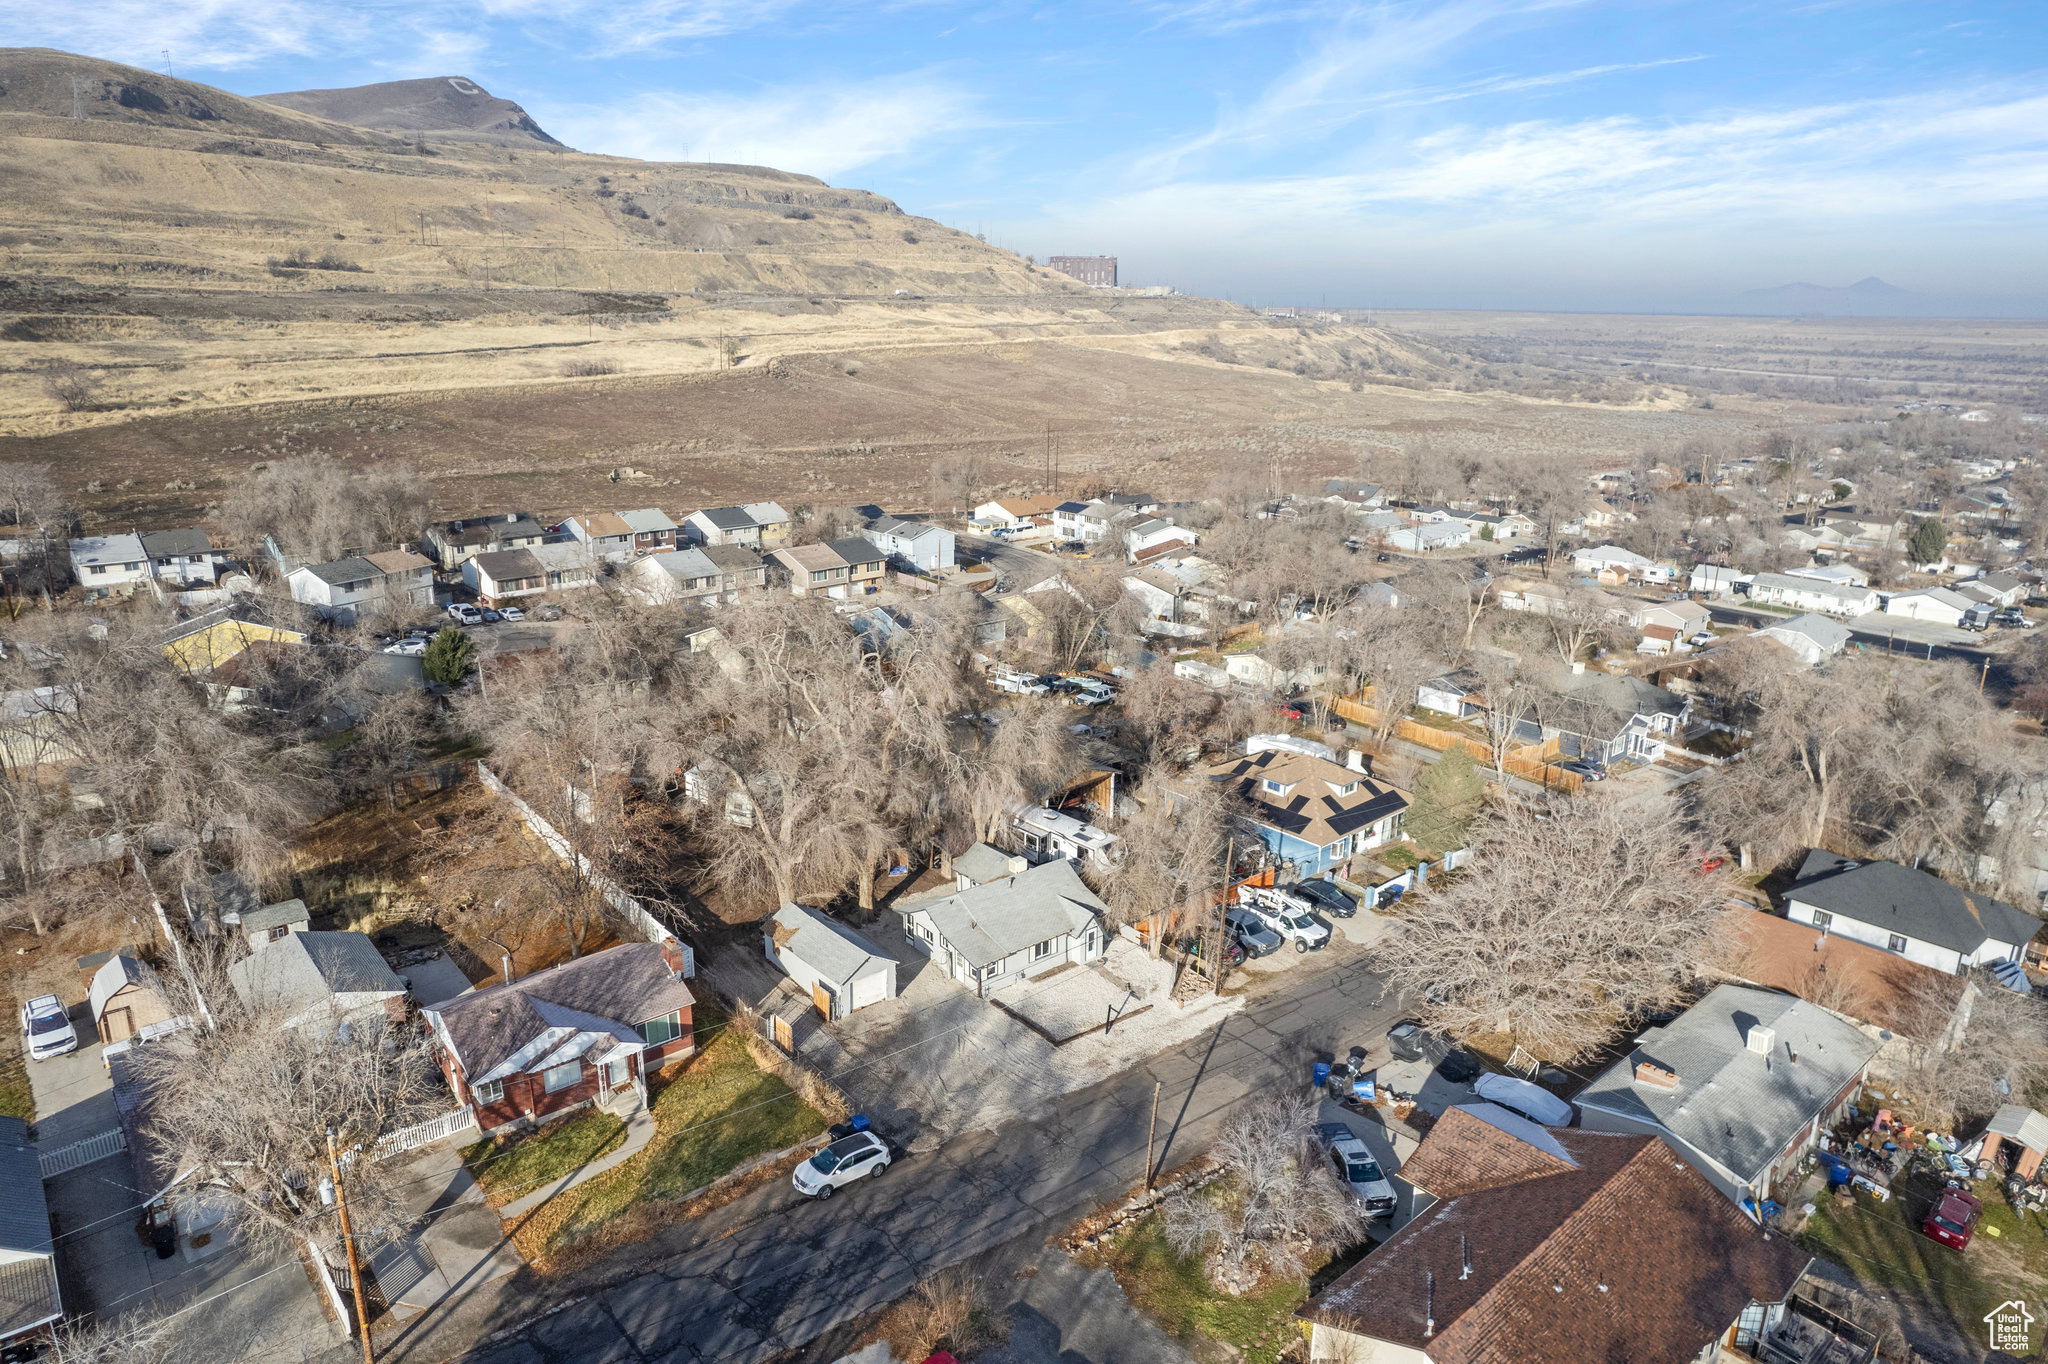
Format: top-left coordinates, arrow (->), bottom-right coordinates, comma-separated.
1881,586 -> 1973,627
362,548 -> 434,607
1577,984 -> 1882,1209
1782,850 -> 2042,975
1464,510 -> 1535,540
764,904 -> 898,1021
1781,524 -> 1853,556
1350,510 -> 1408,542
1012,804 -> 1121,869
88,954 -> 175,1046
1787,562 -> 1871,589
1570,543 -> 1674,584
1297,1104 -> 1809,1364
162,603 -> 306,672
1052,499 -> 1120,544
1690,563 -> 1748,596
1204,746 -> 1408,877
1417,670 -> 1480,719
1972,570 -> 2027,607
628,546 -> 726,606
227,930 -> 406,1028
425,514 -> 547,571
1955,580 -> 2007,611
1387,521 -> 1469,553
69,533 -> 150,599
1222,650 -> 1326,693
1635,598 -> 1711,640
530,540 -> 601,593
895,857 -> 1108,997
770,540 -> 883,598
565,512 -> 636,563
682,503 -> 790,548
1746,572 -> 1879,617
971,495 -> 1064,531
235,898 -> 312,952
0,1116 -> 61,1351
1103,490 -> 1162,515
138,528 -> 223,586
828,537 -> 887,593
1120,516 -> 1197,563
862,515 -> 956,573
463,548 -> 548,606
1322,479 -> 1384,510
1755,614 -> 1853,666
1530,661 -> 1689,764
424,940 -> 695,1134
951,842 -> 1027,889
617,508 -> 680,555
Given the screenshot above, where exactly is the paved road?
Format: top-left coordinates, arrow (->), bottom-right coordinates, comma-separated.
959,534 -> 1064,592
373,948 -> 1403,1364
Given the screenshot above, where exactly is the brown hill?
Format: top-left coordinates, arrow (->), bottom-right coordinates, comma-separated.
257,75 -> 564,149
0,48 -> 390,145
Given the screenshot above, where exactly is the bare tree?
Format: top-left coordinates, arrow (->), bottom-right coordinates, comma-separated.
1468,651 -> 1538,779
1377,796 -> 1729,1061
1101,765 -> 1231,948
216,455 -> 435,567
1159,1093 -> 1366,1292
41,360 -> 104,412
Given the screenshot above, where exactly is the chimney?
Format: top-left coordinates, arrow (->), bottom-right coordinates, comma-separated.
1746,1024 -> 1776,1056
1634,1061 -> 1679,1089
1347,749 -> 1369,774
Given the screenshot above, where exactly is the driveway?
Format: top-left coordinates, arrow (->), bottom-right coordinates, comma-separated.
371,942 -> 1408,1364
25,1010 -> 118,1148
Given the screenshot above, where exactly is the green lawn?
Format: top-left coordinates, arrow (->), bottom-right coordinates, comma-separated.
1801,1171 -> 2048,1342
462,1108 -> 628,1201
0,1033 -> 32,1124
510,1009 -> 831,1259
1093,1210 -> 1318,1364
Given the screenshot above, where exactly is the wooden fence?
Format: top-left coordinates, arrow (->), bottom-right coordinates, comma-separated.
1331,694 -> 1582,794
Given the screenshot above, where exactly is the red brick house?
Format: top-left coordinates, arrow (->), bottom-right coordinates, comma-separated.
423,941 -> 694,1134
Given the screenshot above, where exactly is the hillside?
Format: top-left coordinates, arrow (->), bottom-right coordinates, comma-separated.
258,76 -> 565,148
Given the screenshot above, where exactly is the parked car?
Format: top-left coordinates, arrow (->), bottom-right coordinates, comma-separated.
1558,760 -> 1606,781
1687,631 -> 1716,647
1238,888 -> 1329,952
792,1130 -> 891,1200
481,609 -> 503,624
1472,1073 -> 1573,1126
991,671 -> 1051,696
1223,906 -> 1286,957
447,603 -> 484,625
1177,929 -> 1246,970
1996,610 -> 2036,629
20,994 -> 77,1061
499,605 -> 526,622
383,639 -> 427,657
534,603 -> 563,621
1289,878 -> 1358,919
1386,1019 -> 1480,1082
1922,1186 -> 1983,1251
1069,683 -> 1114,707
1313,1122 -> 1398,1219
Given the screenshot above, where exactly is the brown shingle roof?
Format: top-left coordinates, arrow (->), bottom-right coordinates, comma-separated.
1394,1104 -> 1576,1199
364,548 -> 431,575
1300,1110 -> 1807,1363
575,512 -> 634,538
774,543 -> 846,573
1724,907 -> 1964,1037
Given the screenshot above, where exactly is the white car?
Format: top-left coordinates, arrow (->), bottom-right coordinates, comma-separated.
1068,683 -> 1113,707
499,606 -> 526,623
1238,887 -> 1330,952
383,639 -> 427,656
20,994 -> 78,1061
1314,1122 -> 1397,1219
792,1131 -> 891,1200
447,603 -> 484,626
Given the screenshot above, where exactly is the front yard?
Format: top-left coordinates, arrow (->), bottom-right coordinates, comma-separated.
492,1008 -> 833,1261
1082,1211 -> 1318,1364
1802,1169 -> 2048,1359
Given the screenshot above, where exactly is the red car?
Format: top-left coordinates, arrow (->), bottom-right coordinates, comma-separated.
1922,1187 -> 1983,1251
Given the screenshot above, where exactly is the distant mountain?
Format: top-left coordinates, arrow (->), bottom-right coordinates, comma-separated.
1738,277 -> 1922,316
0,47 -> 390,144
257,76 -> 564,149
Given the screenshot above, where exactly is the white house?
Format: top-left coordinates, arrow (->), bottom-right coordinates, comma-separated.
1689,564 -> 1748,596
1012,804 -> 1121,869
138,528 -> 223,586
530,541 -> 601,594
1417,671 -> 1480,719
1052,499 -> 1118,543
286,555 -> 413,621
628,547 -> 723,606
682,503 -> 791,549
1120,516 -> 1197,562
1787,563 -> 1871,589
895,857 -> 1108,997
565,513 -> 635,563
1971,571 -> 2027,607
69,534 -> 150,599
463,549 -> 548,605
1465,511 -> 1536,540
972,496 -> 1063,531
1782,851 -> 2043,976
362,549 -> 434,608
1754,613 -> 1853,666
226,930 -> 406,1029
764,903 -> 897,1021
1635,600 -> 1712,637
1387,521 -> 1469,553
862,515 -> 956,573
1571,544 -> 1674,584
1882,586 -> 1973,627
1321,479 -> 1383,510
1746,572 -> 1879,617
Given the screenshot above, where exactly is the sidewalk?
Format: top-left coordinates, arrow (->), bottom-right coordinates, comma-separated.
497,1101 -> 657,1220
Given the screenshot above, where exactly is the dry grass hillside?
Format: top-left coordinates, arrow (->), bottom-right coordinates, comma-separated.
0,47 -> 1765,520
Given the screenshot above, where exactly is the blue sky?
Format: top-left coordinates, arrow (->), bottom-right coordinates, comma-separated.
14,1 -> 2048,310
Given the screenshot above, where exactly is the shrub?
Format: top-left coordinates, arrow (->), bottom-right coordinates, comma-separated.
42,361 -> 103,412
901,230 -> 919,244
423,627 -> 476,686
562,359 -> 619,377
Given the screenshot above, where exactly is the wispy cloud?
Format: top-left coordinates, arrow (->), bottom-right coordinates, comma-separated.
541,75 -> 984,179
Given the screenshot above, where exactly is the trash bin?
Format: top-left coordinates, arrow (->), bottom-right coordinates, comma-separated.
1313,1062 -> 1332,1089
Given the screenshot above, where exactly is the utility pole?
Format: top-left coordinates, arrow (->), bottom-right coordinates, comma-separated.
1145,1079 -> 1162,1190
326,1128 -> 375,1364
1210,839 -> 1234,996
1980,654 -> 1991,695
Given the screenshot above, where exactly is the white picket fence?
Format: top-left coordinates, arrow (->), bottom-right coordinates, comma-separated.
373,1107 -> 478,1160
40,1127 -> 128,1178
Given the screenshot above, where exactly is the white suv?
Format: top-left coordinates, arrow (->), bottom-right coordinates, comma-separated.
792,1131 -> 891,1200
447,603 -> 484,625
20,994 -> 78,1061
1314,1122 -> 1398,1219
1238,886 -> 1330,952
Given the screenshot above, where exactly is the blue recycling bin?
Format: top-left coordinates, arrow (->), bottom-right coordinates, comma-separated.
849,1114 -> 870,1133
1353,1077 -> 1376,1103
1313,1062 -> 1332,1088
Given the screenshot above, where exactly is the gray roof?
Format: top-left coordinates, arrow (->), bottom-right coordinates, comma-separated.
1324,479 -> 1381,499
1981,571 -> 2023,592
69,533 -> 147,567
138,527 -> 213,558
228,931 -> 403,1017
0,1116 -> 59,1338
470,548 -> 545,582
242,898 -> 311,933
90,954 -> 163,1024
618,508 -> 679,534
693,505 -> 756,530
1533,662 -> 1686,722
299,555 -> 382,587
646,547 -> 720,580
1758,613 -> 1851,652
1787,851 -> 2042,956
868,516 -> 941,542
1751,572 -> 1871,604
1988,1104 -> 2048,1154
1576,983 -> 1881,1185
898,858 -> 1107,968
427,942 -> 694,1082
953,842 -> 1023,885
770,905 -> 892,989
700,544 -> 763,572
826,536 -> 885,568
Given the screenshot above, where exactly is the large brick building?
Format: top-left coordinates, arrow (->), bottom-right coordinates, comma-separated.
1049,255 -> 1117,287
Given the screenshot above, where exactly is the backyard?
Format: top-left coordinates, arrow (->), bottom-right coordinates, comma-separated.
485,1008 -> 834,1261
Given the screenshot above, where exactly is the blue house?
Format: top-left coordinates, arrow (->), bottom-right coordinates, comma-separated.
1204,746 -> 1410,878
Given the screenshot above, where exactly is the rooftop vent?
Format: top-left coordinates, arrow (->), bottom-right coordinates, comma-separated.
1746,1024 -> 1777,1056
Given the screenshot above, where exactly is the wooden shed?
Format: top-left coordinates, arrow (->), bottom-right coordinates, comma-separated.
88,955 -> 173,1046
1983,1105 -> 2048,1181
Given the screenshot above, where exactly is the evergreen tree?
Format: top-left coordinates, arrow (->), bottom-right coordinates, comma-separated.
423,626 -> 477,686
1907,517 -> 1948,565
1405,746 -> 1484,851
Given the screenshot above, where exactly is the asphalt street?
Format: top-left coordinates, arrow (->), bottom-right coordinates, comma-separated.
373,946 -> 1403,1364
